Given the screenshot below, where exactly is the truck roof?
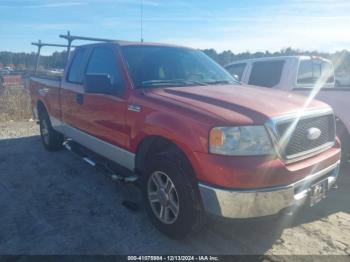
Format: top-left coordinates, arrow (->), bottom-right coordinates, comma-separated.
225,55 -> 331,67
76,41 -> 193,50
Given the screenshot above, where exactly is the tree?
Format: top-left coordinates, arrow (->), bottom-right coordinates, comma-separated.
0,48 -> 349,74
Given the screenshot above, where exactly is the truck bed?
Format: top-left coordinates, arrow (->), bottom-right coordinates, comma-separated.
29,75 -> 62,121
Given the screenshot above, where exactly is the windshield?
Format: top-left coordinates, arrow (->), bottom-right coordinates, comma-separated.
121,46 -> 238,88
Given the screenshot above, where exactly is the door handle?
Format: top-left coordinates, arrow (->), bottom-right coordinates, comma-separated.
76,93 -> 84,105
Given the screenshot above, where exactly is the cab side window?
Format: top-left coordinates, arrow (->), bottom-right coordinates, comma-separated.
67,48 -> 88,83
225,63 -> 246,81
248,60 -> 284,88
297,60 -> 334,86
85,47 -> 124,95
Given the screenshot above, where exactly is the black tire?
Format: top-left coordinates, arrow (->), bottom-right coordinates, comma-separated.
336,120 -> 350,163
141,150 -> 205,239
38,109 -> 63,151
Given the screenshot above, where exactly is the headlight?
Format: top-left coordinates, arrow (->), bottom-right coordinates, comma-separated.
209,126 -> 275,156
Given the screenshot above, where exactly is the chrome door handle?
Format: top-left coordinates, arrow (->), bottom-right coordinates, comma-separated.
128,104 -> 142,112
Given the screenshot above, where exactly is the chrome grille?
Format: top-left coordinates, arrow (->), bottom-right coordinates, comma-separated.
272,112 -> 335,161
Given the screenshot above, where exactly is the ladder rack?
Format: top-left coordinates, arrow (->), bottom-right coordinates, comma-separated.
32,31 -> 127,73
59,31 -> 126,61
31,40 -> 77,73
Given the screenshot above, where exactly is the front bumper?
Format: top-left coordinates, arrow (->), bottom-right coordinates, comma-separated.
199,161 -> 340,219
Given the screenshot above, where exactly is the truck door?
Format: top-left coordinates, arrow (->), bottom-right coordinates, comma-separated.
79,45 -> 129,149
61,47 -> 91,131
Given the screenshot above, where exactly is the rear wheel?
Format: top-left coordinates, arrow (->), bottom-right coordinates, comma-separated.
141,151 -> 205,239
38,109 -> 63,151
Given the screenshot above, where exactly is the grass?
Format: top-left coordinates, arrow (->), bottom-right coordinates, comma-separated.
0,85 -> 32,122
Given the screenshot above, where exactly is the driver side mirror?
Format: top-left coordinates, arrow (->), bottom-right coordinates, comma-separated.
232,74 -> 240,81
84,74 -> 116,95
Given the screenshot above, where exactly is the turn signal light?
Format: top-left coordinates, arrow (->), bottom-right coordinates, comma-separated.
209,128 -> 224,147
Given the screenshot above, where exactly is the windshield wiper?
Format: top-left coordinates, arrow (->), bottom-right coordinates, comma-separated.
185,80 -> 208,86
140,79 -> 207,88
205,80 -> 237,85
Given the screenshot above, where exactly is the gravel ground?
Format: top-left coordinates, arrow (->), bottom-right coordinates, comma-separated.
0,121 -> 349,255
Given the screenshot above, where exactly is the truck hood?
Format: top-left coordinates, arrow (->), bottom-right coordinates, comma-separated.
147,84 -> 329,125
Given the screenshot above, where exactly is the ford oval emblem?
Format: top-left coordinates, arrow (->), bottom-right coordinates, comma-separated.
307,127 -> 322,140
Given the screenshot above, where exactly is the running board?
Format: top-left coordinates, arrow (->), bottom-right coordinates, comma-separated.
63,141 -> 139,184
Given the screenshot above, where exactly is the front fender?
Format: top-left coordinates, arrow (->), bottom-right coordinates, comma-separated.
130,111 -> 209,157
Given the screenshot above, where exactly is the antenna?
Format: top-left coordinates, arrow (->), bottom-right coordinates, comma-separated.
140,0 -> 144,42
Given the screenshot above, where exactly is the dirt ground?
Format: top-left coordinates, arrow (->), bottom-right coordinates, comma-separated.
0,121 -> 349,255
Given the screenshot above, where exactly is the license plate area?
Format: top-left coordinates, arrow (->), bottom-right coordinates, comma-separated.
310,179 -> 328,206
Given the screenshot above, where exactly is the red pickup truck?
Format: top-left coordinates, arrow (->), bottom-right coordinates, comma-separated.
29,38 -> 341,238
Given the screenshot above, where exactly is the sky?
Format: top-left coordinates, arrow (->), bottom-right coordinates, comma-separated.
0,0 -> 349,54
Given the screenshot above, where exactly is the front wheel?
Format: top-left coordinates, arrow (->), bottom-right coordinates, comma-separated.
39,109 -> 63,151
142,153 -> 205,239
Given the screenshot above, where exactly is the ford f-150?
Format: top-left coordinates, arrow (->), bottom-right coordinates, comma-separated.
29,35 -> 341,239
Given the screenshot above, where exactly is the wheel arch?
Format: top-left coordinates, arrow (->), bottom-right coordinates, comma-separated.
37,100 -> 48,114
134,135 -> 199,183
336,117 -> 350,141
336,117 -> 350,159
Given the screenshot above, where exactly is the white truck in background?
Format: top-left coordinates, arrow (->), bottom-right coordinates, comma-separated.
225,56 -> 350,161
335,71 -> 350,87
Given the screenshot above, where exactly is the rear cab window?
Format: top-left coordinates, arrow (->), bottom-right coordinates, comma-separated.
248,60 -> 285,88
297,59 -> 335,87
225,63 -> 246,81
